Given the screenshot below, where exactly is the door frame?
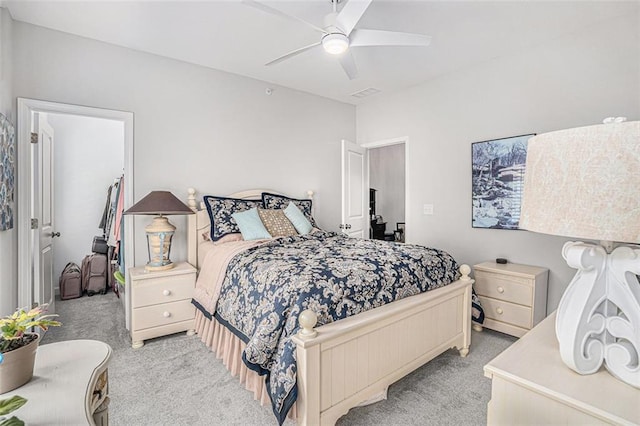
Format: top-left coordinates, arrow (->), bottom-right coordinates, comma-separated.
361,136 -> 409,242
17,99 -> 134,324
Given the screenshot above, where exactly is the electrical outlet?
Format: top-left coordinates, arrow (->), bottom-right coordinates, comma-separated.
423,204 -> 434,215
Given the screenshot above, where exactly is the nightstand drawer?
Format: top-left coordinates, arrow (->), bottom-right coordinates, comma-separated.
479,296 -> 532,329
132,273 -> 195,308
475,271 -> 532,306
132,299 -> 195,331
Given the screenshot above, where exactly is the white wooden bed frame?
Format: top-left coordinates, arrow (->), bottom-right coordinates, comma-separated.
186,188 -> 473,426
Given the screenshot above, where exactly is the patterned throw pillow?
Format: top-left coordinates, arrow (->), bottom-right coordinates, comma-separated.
203,195 -> 263,241
258,208 -> 298,237
261,192 -> 316,227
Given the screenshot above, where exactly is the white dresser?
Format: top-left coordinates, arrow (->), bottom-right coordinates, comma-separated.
484,312 -> 640,425
474,261 -> 548,337
129,262 -> 197,349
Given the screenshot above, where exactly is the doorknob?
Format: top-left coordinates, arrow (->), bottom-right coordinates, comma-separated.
339,224 -> 345,229
345,224 -> 352,229
51,232 -> 61,238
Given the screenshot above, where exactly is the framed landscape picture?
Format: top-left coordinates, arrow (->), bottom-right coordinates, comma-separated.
0,113 -> 14,231
472,133 -> 534,230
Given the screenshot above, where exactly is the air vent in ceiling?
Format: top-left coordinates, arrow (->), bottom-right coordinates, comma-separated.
351,88 -> 381,98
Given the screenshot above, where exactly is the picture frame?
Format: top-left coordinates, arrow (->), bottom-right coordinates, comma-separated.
471,133 -> 534,230
0,113 -> 15,231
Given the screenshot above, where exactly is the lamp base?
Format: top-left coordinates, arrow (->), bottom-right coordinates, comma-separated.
557,241 -> 640,388
145,216 -> 176,272
144,262 -> 175,272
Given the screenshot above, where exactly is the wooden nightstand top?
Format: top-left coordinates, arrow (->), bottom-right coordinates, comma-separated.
484,313 -> 639,425
474,261 -> 548,278
129,262 -> 196,280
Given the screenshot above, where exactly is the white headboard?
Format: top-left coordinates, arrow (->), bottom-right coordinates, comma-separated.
186,188 -> 314,269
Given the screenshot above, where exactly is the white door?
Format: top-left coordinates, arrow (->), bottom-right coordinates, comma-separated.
32,112 -> 56,311
341,140 -> 368,238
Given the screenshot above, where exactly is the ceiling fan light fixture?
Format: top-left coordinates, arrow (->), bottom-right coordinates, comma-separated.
322,33 -> 349,55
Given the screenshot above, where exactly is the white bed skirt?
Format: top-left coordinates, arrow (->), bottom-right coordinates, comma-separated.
194,309 -> 298,419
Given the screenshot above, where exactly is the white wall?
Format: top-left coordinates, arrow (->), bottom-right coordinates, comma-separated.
47,113 -> 124,287
0,7 -> 15,316
369,143 -> 405,232
357,13 -> 640,312
12,21 -> 355,272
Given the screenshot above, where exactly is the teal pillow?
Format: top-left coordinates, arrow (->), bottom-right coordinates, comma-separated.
284,202 -> 313,235
231,208 -> 271,240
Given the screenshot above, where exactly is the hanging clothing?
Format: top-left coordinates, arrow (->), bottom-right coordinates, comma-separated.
99,175 -> 125,249
112,176 -> 125,244
99,185 -> 113,235
106,177 -> 122,247
103,178 -> 120,239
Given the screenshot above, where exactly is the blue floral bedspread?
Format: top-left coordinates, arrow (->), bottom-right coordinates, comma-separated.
193,231 -> 461,424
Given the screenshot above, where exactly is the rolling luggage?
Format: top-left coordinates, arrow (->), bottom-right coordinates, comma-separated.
59,262 -> 82,300
82,253 -> 108,296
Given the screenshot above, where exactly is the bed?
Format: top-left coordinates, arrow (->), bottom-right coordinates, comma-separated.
186,188 -> 474,425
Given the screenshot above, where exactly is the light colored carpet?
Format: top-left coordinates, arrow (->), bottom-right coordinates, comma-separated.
42,293 -> 516,426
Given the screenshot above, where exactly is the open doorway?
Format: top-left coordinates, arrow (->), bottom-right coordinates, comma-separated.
362,137 -> 408,243
17,99 -> 134,329
46,113 -> 125,296
368,143 -> 406,242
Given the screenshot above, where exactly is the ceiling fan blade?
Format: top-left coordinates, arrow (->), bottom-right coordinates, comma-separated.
265,42 -> 322,66
338,51 -> 359,80
350,29 -> 432,47
335,0 -> 372,36
242,0 -> 328,35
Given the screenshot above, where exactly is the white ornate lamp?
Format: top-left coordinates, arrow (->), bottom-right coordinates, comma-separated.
124,191 -> 194,272
520,119 -> 640,388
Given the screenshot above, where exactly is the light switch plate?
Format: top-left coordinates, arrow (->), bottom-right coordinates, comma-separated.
423,204 -> 434,215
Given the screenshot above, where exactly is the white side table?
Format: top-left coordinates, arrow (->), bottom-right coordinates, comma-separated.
473,261 -> 548,337
1,339 -> 112,425
129,262 -> 197,348
484,312 -> 640,425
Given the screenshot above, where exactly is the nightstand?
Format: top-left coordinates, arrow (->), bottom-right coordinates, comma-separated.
484,312 -> 640,425
129,262 -> 197,349
473,261 -> 548,337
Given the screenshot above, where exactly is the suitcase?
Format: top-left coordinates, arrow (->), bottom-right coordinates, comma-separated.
59,262 -> 82,300
82,253 -> 108,296
92,236 -> 109,255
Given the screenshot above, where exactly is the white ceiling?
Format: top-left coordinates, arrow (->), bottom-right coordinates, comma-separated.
5,0 -> 637,105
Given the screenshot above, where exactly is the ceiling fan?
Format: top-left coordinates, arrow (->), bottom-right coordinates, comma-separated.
243,0 -> 432,80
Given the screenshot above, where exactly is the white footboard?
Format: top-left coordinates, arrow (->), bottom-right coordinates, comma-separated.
291,265 -> 473,425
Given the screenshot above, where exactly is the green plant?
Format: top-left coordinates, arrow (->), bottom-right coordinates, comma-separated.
0,395 -> 26,426
0,304 -> 61,353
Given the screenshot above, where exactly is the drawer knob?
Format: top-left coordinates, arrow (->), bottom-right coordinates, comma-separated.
496,307 -> 504,315
497,286 -> 504,294
163,289 -> 171,296
163,311 -> 172,318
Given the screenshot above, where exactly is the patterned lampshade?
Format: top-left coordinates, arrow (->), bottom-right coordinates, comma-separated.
520,121 -> 640,244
